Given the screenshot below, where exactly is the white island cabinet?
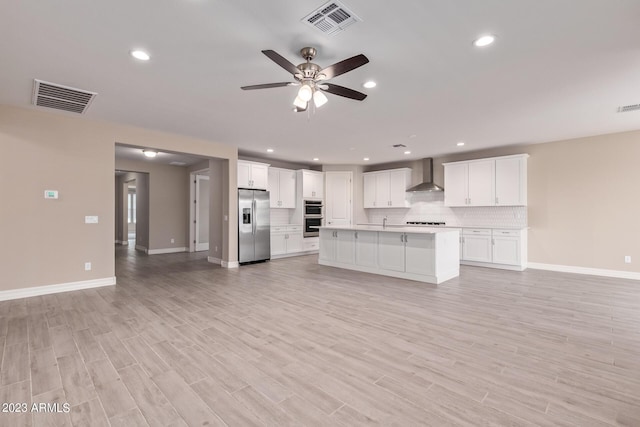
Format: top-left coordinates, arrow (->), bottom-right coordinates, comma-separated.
319,226 -> 459,284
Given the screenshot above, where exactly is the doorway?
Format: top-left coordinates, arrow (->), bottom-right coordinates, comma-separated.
127,180 -> 136,246
190,171 -> 210,252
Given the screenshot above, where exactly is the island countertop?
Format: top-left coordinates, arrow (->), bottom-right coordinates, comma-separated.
317,224 -> 460,234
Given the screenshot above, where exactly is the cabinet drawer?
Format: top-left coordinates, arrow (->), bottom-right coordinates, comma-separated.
271,226 -> 287,233
286,225 -> 302,232
492,229 -> 520,237
463,228 -> 491,236
303,240 -> 319,251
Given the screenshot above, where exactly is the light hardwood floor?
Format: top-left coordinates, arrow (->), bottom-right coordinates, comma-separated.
1,246 -> 640,426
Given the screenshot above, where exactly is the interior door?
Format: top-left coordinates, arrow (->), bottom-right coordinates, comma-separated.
325,171 -> 352,227
195,175 -> 210,251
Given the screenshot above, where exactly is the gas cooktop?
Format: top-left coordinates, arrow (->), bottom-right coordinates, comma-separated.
406,221 -> 446,226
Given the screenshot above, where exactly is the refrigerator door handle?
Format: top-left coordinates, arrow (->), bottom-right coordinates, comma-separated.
252,199 -> 257,235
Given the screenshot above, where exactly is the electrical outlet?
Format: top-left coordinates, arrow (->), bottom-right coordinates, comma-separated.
84,262 -> 92,271
625,255 -> 631,264
171,238 -> 175,244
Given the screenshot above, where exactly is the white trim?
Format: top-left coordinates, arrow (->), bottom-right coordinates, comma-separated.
135,245 -> 148,253
0,277 -> 116,302
528,262 -> 640,281
461,260 -> 526,271
207,256 -> 221,265
222,260 -> 239,269
115,240 -> 128,245
271,250 -> 319,260
147,247 -> 187,255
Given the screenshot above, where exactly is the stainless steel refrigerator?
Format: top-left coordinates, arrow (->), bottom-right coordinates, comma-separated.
238,189 -> 271,264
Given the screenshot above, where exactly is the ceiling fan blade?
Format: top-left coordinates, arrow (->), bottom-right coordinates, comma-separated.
319,54 -> 369,80
241,82 -> 295,90
321,83 -> 367,101
262,50 -> 299,75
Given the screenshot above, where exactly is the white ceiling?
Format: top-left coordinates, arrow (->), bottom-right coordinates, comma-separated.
2,0 -> 640,165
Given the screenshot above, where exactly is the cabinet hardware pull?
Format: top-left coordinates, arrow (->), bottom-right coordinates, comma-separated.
355,232 -> 358,239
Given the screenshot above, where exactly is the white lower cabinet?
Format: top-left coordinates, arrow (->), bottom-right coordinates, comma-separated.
271,226 -> 303,258
405,233 -> 435,276
460,228 -> 527,270
355,231 -> 377,268
461,229 -> 492,263
378,232 -> 406,272
320,227 -> 460,284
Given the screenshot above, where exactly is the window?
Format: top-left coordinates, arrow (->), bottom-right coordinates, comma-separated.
128,192 -> 136,224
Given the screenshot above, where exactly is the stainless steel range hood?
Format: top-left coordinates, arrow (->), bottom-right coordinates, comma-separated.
406,158 -> 444,192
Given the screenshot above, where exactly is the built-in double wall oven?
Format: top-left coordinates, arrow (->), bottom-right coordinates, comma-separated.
303,200 -> 323,237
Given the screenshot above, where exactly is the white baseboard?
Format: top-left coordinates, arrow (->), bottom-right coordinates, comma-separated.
528,262 -> 640,281
222,260 -> 239,269
0,277 -> 116,302
147,247 -> 187,255
135,245 -> 148,253
115,240 -> 128,245
207,257 -> 239,268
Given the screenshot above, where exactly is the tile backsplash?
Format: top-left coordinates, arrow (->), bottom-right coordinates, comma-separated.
366,191 -> 527,228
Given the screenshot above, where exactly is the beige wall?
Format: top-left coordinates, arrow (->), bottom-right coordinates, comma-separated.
115,159 -> 189,251
0,105 -> 238,292
432,132 -> 640,273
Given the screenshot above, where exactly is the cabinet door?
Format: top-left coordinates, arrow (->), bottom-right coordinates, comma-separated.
404,233 -> 435,276
444,163 -> 468,206
462,234 -> 492,262
286,232 -> 304,254
319,229 -> 336,261
388,170 -> 408,207
355,231 -> 377,268
375,172 -> 390,207
279,169 -> 296,208
302,171 -> 320,198
363,174 -> 376,208
250,164 -> 269,190
335,230 -> 355,265
314,172 -> 324,199
378,232 -> 405,272
270,233 -> 287,256
268,168 -> 280,208
237,161 -> 251,188
467,160 -> 495,206
492,236 -> 520,265
495,157 -> 524,206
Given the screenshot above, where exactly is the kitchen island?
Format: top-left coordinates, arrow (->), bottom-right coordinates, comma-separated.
318,225 -> 460,284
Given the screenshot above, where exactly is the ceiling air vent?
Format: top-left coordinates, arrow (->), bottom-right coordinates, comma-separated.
32,79 -> 97,114
302,1 -> 361,36
617,104 -> 640,113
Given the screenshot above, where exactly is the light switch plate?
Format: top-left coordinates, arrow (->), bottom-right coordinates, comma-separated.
85,216 -> 99,224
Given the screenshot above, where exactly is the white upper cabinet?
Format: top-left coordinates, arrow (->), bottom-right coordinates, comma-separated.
237,160 -> 269,190
444,154 -> 528,206
495,156 -> 527,206
300,170 -> 324,199
268,167 -> 296,208
363,168 -> 411,208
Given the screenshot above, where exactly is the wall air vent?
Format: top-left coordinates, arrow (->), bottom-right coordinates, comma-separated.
617,104 -> 640,113
302,1 -> 361,36
32,79 -> 97,114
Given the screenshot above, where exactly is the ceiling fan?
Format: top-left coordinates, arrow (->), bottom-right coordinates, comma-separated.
241,47 -> 369,112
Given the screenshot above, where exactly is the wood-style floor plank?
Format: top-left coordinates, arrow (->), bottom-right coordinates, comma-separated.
1,246 -> 639,426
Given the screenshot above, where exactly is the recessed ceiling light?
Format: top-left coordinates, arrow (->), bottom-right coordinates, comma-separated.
457,142 -> 465,146
313,157 -> 319,161
404,151 -> 411,155
130,50 -> 151,61
363,81 -> 377,89
363,157 -> 370,161
473,35 -> 495,47
266,148 -> 274,153
142,149 -> 158,158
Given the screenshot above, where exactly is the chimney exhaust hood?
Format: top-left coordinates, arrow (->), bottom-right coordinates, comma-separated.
406,158 -> 444,192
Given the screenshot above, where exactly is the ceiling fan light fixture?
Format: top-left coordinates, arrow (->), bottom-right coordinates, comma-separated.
298,84 -> 313,102
313,90 -> 328,108
293,96 -> 307,110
